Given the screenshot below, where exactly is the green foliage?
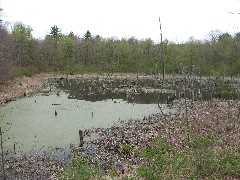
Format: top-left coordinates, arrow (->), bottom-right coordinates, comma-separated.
219,151 -> 240,176
191,136 -> 214,149
2,20 -> 240,77
57,35 -> 75,73
58,156 -> 102,180
84,30 -> 92,40
68,64 -> 104,75
137,137 -> 240,179
118,144 -> 133,156
50,25 -> 62,40
138,139 -> 173,160
16,69 -> 33,77
58,138 -> 238,179
109,169 -> 118,178
137,166 -> 152,179
12,22 -> 32,39
12,22 -> 33,66
137,139 -> 175,179
68,31 -> 74,37
190,137 -> 215,177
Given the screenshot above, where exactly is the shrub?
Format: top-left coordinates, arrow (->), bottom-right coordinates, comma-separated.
118,144 -> 133,156
58,156 -> 102,180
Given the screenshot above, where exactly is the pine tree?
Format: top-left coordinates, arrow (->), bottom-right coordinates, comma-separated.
50,25 -> 62,40
84,30 -> 92,40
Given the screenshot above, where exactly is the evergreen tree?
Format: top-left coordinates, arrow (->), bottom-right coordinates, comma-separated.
50,25 -> 62,40
84,30 -> 92,40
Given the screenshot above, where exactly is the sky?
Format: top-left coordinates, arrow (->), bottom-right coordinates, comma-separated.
0,0 -> 240,42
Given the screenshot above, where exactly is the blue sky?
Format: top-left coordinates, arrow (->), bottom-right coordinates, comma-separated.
1,0 -> 240,42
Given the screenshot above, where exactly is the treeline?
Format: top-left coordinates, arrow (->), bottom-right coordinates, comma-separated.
0,21 -> 240,81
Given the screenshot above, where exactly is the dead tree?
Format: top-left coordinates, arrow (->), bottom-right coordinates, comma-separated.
0,127 -> 6,180
159,17 -> 165,81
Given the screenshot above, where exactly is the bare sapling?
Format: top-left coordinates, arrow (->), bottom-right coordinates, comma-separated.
221,60 -> 226,98
179,46 -> 183,81
172,48 -> 176,78
199,60 -> 203,103
157,94 -> 167,121
184,87 -> 190,144
111,43 -> 114,75
190,64 -> 195,101
230,65 -> 234,100
206,73 -> 210,105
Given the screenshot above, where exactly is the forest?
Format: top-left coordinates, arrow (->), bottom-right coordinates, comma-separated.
0,20 -> 240,81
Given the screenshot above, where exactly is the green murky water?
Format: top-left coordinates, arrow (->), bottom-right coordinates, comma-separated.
0,91 -> 170,154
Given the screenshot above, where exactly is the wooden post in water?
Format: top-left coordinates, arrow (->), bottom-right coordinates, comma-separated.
0,127 -> 6,180
79,130 -> 84,147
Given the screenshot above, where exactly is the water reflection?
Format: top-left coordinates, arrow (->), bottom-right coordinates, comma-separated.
54,77 -> 240,104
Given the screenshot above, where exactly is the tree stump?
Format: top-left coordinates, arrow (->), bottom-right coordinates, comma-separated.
79,130 -> 84,147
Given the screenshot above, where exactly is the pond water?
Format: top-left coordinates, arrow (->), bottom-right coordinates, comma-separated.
0,79 -> 172,154
0,76 -> 239,155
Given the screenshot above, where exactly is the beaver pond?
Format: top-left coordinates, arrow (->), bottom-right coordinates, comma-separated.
0,75 -> 240,179
0,75 -> 239,155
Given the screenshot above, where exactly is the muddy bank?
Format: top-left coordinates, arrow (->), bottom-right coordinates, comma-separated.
0,74 -> 46,105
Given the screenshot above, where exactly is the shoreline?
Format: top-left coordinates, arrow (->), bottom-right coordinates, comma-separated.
0,74 -> 47,106
1,72 -> 239,106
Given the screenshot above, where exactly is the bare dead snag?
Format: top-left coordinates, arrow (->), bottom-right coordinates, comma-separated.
0,127 -> 6,180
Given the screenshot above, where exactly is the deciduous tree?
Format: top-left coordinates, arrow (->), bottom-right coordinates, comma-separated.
12,22 -> 33,66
